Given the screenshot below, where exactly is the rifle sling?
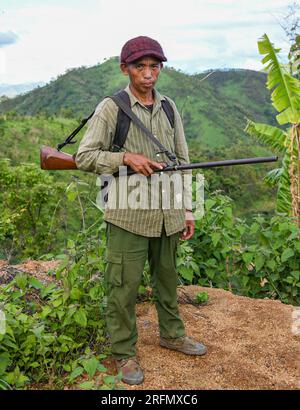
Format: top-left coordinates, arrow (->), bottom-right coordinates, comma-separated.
110,94 -> 177,164
57,111 -> 95,151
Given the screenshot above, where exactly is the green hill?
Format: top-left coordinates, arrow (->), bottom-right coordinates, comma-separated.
0,115 -> 77,165
0,57 -> 276,151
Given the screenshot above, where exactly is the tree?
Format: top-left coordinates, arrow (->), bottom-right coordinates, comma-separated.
245,34 -> 300,226
277,1 -> 300,78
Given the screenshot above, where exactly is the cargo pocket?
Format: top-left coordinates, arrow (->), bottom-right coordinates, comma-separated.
171,233 -> 180,269
105,250 -> 123,287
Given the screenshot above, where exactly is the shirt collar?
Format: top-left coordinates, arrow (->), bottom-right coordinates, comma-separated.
124,84 -> 166,109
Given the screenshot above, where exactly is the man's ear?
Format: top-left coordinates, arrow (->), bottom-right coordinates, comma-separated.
160,62 -> 163,69
120,63 -> 129,76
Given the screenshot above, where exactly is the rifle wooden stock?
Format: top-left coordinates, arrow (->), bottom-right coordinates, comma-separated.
40,145 -> 78,170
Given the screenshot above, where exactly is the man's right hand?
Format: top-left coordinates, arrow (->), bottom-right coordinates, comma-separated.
123,152 -> 165,176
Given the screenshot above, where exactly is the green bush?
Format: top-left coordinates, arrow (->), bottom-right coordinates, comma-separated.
0,226 -> 112,389
177,192 -> 300,305
0,160 -> 66,261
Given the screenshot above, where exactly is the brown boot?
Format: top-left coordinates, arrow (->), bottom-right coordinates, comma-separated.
116,356 -> 144,385
160,335 -> 207,356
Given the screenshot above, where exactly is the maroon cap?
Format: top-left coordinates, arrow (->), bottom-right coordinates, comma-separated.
120,36 -> 167,63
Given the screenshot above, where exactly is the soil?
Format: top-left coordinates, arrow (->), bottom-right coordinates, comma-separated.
1,259 -> 299,390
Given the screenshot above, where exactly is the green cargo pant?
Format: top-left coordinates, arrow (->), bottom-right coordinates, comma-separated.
104,222 -> 185,360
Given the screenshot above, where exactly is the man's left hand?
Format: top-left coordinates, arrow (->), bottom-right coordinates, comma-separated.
180,210 -> 195,240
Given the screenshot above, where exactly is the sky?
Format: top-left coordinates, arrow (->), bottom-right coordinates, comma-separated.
0,0 -> 296,85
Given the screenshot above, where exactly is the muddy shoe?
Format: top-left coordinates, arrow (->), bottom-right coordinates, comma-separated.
116,356 -> 144,385
160,335 -> 207,356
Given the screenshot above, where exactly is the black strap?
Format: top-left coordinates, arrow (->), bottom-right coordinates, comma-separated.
161,98 -> 175,129
111,90 -> 175,153
57,111 -> 95,151
110,90 -> 131,152
111,93 -> 177,163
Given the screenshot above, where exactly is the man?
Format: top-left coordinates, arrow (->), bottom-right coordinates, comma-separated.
75,36 -> 207,385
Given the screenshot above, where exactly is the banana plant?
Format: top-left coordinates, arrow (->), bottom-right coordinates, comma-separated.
245,34 -> 300,226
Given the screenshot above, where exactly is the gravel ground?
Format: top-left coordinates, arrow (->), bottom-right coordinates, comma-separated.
123,285 -> 300,390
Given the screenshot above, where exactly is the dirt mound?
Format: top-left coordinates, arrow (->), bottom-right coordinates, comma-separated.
1,260 -> 299,389
123,285 -> 300,390
0,259 -> 60,285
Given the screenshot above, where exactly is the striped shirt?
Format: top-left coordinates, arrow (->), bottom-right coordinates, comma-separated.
75,84 -> 192,237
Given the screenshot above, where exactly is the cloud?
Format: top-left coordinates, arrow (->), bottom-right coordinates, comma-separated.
0,31 -> 18,48
0,50 -> 6,75
179,20 -> 278,31
0,0 -> 292,84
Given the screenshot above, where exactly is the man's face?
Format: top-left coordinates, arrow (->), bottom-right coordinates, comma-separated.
120,57 -> 162,93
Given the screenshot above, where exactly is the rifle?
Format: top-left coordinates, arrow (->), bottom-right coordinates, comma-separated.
40,145 -> 278,173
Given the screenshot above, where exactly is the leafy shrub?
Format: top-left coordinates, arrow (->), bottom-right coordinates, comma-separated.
0,229 -> 112,389
0,160 -> 66,261
177,192 -> 300,305
235,214 -> 300,304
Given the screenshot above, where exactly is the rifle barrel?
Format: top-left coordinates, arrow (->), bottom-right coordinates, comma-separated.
113,156 -> 278,177
161,156 -> 278,172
